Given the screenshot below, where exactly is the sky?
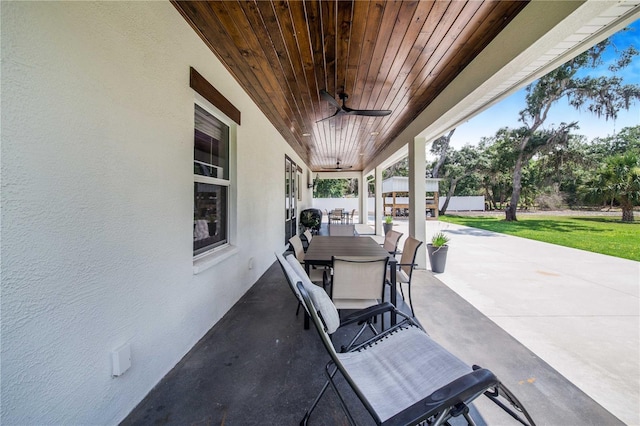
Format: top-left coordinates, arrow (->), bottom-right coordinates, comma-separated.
448,20 -> 640,149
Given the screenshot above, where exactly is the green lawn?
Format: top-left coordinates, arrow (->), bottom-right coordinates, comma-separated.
439,214 -> 640,261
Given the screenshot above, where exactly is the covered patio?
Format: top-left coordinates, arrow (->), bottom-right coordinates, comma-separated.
2,1 -> 639,424
121,256 -> 622,425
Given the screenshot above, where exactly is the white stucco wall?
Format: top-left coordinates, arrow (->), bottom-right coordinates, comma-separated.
1,2 -> 308,424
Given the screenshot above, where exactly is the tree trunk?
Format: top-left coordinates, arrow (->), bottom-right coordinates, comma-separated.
439,178 -> 459,216
431,129 -> 454,178
621,199 -> 634,222
506,153 -> 525,221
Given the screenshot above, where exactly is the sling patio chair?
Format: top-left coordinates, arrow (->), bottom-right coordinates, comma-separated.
275,250 -> 317,322
387,236 -> 424,317
329,208 -> 344,224
303,228 -> 314,243
380,229 -> 403,255
328,224 -> 355,236
275,252 -> 384,344
330,255 -> 388,312
301,229 -> 314,251
296,281 -> 537,426
289,234 -> 328,286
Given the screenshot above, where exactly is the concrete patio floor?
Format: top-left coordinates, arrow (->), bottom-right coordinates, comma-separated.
122,219 -> 634,425
389,219 -> 639,426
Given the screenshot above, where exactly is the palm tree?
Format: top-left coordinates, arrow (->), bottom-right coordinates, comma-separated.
585,153 -> 640,222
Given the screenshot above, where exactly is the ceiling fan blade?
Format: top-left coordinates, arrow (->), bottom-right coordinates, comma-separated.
319,89 -> 340,109
315,108 -> 344,123
344,108 -> 392,117
321,160 -> 353,170
318,90 -> 392,121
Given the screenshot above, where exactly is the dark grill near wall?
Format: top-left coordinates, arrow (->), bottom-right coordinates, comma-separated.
300,208 -> 322,235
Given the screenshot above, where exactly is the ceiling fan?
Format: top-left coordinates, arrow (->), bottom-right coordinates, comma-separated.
317,89 -> 392,122
321,160 -> 353,171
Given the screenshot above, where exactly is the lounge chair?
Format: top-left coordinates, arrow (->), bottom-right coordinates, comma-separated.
296,280 -> 536,426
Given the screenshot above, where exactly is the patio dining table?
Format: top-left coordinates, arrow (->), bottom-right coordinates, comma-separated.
304,236 -> 398,326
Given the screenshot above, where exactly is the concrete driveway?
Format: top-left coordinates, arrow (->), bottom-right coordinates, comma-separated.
402,220 -> 640,425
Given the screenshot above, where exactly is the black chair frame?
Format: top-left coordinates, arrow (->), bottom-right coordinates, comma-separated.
297,282 -> 536,426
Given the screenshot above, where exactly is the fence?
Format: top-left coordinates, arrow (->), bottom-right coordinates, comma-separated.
312,196 -> 484,215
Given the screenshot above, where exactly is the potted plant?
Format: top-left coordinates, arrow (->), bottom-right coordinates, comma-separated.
427,232 -> 450,273
383,215 -> 393,235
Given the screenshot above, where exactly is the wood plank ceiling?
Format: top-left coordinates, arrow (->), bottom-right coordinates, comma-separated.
173,0 -> 528,172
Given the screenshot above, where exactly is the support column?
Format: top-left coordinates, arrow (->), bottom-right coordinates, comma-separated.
358,171 -> 366,224
409,136 -> 427,268
374,166 -> 383,236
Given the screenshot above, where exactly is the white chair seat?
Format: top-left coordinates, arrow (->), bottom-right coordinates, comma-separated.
337,326 -> 472,423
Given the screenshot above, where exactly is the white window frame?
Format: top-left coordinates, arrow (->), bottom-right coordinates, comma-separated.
193,95 -> 238,272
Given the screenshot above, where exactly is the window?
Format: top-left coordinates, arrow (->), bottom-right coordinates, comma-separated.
194,104 -> 230,256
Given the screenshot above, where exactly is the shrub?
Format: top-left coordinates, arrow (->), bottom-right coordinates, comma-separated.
535,192 -> 566,210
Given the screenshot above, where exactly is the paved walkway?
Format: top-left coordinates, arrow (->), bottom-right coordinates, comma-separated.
389,219 -> 639,425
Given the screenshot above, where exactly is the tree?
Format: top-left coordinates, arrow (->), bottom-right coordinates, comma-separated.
529,134 -> 591,208
589,125 -> 640,158
430,129 -> 455,178
437,144 -> 483,215
477,130 -> 516,210
384,158 -> 408,178
505,39 -> 640,221
315,178 -> 350,198
583,153 -> 640,222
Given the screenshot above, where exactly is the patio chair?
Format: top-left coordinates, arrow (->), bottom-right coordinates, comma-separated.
275,251 -> 310,319
303,229 -> 313,243
329,208 -> 344,224
297,282 -> 537,426
380,229 -> 403,255
329,224 -> 355,236
275,252 -> 381,341
301,229 -> 314,251
330,255 -> 388,311
289,234 -> 327,286
387,236 -> 424,316
275,251 -> 328,322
